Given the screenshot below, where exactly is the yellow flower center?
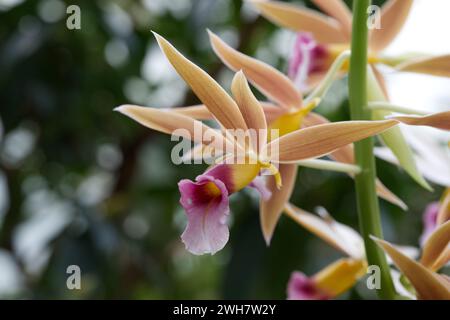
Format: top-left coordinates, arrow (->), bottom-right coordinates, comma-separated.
215,155 -> 283,192
204,181 -> 222,198
268,98 -> 320,141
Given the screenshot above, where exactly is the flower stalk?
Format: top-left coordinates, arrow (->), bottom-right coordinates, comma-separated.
367,102 -> 428,116
348,0 -> 396,300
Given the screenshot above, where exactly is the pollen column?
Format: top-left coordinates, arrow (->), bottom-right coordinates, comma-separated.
348,0 -> 396,300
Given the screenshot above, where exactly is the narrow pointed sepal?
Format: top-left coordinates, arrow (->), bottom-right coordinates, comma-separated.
266,120 -> 398,163
396,55 -> 450,78
249,0 -> 348,44
392,111 -> 450,131
372,236 -> 450,300
260,164 -> 298,245
115,105 -> 230,151
311,0 -> 352,37
231,71 -> 267,152
437,189 -> 450,225
420,221 -> 450,272
369,0 -> 413,52
303,112 -> 407,210
208,30 -> 302,109
166,105 -> 213,120
152,32 -> 247,131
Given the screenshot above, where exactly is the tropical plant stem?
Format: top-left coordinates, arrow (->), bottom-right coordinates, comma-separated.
348,0 -> 397,300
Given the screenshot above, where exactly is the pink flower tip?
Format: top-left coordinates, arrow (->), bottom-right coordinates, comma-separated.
287,271 -> 330,300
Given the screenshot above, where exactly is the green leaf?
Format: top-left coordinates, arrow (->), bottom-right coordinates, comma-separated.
366,68 -> 432,191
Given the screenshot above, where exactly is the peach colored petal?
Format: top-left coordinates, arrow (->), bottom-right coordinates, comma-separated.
153,32 -> 247,131
374,179 -> 407,211
303,112 -> 406,209
437,189 -> 450,225
231,71 -> 267,152
369,0 -> 413,52
166,105 -> 213,120
266,120 -> 398,162
167,102 -> 284,124
392,111 -> 450,131
372,236 -> 450,300
311,0 -> 352,37
208,30 -> 302,109
115,105 -> 229,151
396,55 -> 450,78
260,163 -> 297,245
420,221 -> 450,272
181,143 -> 222,163
250,0 -> 348,44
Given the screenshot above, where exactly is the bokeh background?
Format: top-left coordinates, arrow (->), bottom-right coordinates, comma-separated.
0,0 -> 449,299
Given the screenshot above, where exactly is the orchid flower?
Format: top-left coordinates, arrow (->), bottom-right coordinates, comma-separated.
250,0 -> 450,90
168,31 -> 409,244
136,31 -> 450,244
115,33 -> 447,255
283,203 -> 419,300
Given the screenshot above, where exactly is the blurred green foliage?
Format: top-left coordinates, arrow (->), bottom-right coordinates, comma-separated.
0,0 -> 444,299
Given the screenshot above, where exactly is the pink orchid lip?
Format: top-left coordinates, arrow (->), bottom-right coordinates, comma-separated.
178,164 -> 271,255
179,175 -> 230,256
288,32 -> 329,89
287,271 -> 330,300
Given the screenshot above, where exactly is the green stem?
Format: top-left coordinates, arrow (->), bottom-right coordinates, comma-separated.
348,0 -> 397,300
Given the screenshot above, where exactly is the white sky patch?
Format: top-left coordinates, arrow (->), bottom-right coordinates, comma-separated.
382,0 -> 450,112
